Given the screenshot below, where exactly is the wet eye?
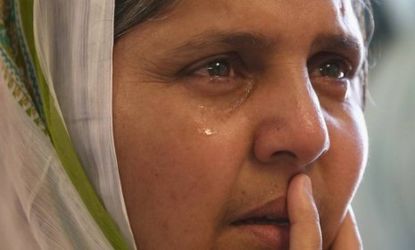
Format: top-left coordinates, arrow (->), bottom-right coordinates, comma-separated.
207,59 -> 232,77
190,55 -> 243,79
318,61 -> 347,79
309,56 -> 355,100
180,53 -> 251,96
312,57 -> 354,80
308,53 -> 354,81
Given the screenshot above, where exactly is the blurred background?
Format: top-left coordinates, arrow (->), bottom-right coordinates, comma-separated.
353,0 -> 415,249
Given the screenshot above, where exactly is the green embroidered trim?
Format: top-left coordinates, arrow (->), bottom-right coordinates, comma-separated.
0,54 -> 46,130
1,0 -> 130,249
0,0 -> 45,131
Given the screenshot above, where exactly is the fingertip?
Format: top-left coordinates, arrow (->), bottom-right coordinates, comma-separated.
287,174 -> 316,223
288,174 -> 312,205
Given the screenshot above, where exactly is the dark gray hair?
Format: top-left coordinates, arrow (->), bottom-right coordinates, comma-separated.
114,0 -> 176,39
354,0 -> 375,106
114,0 -> 374,104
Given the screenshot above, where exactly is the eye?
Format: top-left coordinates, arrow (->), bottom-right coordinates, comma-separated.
318,61 -> 346,79
311,59 -> 352,80
178,53 -> 252,96
189,54 -> 244,79
206,59 -> 232,77
308,55 -> 356,100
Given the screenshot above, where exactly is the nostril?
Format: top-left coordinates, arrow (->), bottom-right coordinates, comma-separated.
271,150 -> 297,160
268,131 -> 330,167
253,105 -> 330,165
269,151 -> 298,165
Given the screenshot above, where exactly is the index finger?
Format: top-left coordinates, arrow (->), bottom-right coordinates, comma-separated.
288,174 -> 322,250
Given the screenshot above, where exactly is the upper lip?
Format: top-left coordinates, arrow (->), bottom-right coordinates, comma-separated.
230,196 -> 289,226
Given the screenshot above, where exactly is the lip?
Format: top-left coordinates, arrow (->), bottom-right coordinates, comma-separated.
230,196 -> 289,249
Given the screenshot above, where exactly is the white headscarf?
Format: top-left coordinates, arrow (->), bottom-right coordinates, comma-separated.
0,0 -> 136,249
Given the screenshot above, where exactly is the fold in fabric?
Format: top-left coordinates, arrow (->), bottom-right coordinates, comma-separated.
0,0 -> 136,249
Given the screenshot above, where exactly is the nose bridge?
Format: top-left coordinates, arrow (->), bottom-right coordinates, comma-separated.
290,77 -> 330,161
253,62 -> 330,167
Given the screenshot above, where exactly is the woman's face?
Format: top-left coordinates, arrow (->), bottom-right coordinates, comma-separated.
113,0 -> 368,249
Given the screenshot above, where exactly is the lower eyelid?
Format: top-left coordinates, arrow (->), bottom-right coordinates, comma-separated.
180,77 -> 249,97
311,78 -> 350,101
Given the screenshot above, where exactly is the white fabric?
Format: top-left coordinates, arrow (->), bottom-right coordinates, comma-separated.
33,1 -> 135,247
0,0 -> 136,249
0,73 -> 112,249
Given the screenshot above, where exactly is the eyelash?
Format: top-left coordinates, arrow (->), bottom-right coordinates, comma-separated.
184,53 -> 246,78
178,53 -> 250,95
308,54 -> 355,79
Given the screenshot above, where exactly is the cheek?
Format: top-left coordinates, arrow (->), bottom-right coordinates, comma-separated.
332,104 -> 368,198
114,88 -> 251,248
314,104 -> 368,247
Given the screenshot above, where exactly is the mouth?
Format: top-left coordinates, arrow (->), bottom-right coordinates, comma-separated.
232,216 -> 289,226
229,197 -> 290,249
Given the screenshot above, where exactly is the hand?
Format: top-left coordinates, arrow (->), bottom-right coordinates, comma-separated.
287,174 -> 363,250
330,207 -> 363,250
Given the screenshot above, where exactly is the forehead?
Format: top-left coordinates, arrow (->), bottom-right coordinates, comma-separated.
169,1 -> 357,31
137,0 -> 363,53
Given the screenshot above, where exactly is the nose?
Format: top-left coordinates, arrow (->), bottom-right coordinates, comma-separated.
252,67 -> 330,167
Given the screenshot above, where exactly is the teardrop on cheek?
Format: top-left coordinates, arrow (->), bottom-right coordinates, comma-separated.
199,127 -> 217,136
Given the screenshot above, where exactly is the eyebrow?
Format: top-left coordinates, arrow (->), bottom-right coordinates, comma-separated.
168,31 -> 274,56
311,33 -> 364,61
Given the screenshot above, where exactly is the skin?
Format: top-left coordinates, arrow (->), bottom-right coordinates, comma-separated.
113,0 -> 368,249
